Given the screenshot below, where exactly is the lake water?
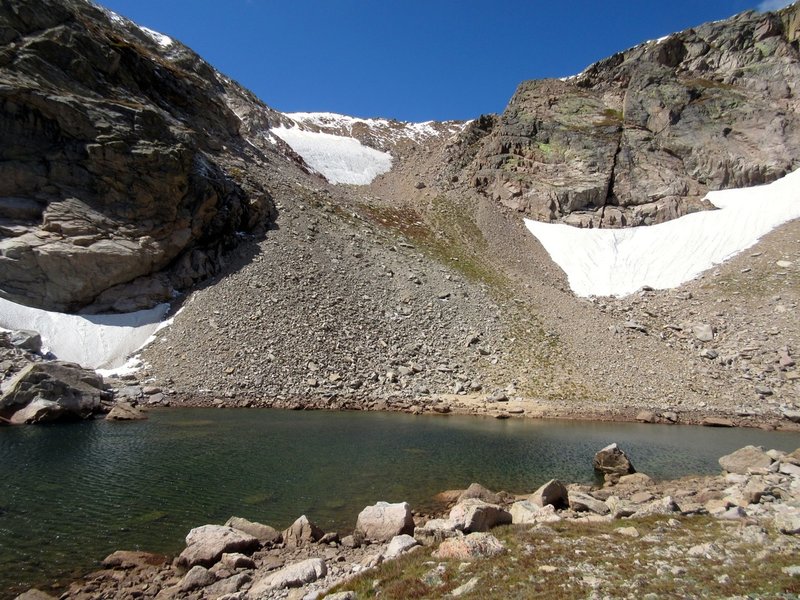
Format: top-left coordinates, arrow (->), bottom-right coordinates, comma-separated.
3,408 -> 800,597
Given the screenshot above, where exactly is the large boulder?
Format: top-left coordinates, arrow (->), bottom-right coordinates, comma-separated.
719,446 -> 774,475
433,532 -> 506,560
529,479 -> 568,508
448,499 -> 512,533
247,558 -> 327,597
176,525 -> 259,569
281,515 -> 324,548
568,491 -> 610,515
456,483 -> 502,505
0,361 -> 106,422
226,516 -> 281,545
355,502 -> 414,542
593,443 -> 636,476
7,330 -> 42,353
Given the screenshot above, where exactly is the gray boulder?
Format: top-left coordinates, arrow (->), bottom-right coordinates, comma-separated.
225,516 -> 281,545
385,534 -> 420,558
0,361 -> 106,423
7,330 -> 42,353
247,558 -> 327,596
448,499 -> 512,533
176,525 -> 259,569
433,532 -> 506,560
593,443 -> 635,476
529,479 -> 568,508
281,515 -> 324,548
568,491 -> 610,515
355,501 -> 414,541
719,446 -> 773,475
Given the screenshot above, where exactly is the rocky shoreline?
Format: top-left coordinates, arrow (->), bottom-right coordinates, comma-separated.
16,443 -> 800,599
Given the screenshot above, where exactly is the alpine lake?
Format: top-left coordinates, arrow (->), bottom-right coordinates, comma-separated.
3,408 -> 800,597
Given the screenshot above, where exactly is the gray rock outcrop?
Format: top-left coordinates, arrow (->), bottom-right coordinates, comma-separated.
719,445 -> 774,474
452,4 -> 800,228
0,0 -> 274,312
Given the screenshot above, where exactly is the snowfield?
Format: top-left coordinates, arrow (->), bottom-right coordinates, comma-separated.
271,125 -> 393,185
526,169 -> 800,297
0,299 -> 169,372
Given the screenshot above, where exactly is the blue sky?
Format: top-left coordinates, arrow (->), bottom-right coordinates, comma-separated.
98,0 -> 792,122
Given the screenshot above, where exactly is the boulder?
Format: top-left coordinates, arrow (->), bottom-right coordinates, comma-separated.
457,482 -> 502,505
414,518 -> 460,546
385,534 -> 420,558
282,515 -> 324,548
247,558 -> 327,596
593,443 -> 635,476
510,500 -> 541,524
449,499 -> 512,533
0,361 -> 106,422
355,501 -> 414,541
775,510 -> 800,535
7,330 -> 42,353
8,398 -> 64,424
176,525 -> 259,569
220,552 -> 256,570
102,550 -> 167,569
719,446 -> 773,475
568,491 -> 610,515
529,479 -> 568,508
178,565 -> 216,592
433,532 -> 506,560
13,590 -> 57,600
631,496 -> 680,519
105,401 -> 147,421
225,516 -> 281,544
204,572 -> 252,597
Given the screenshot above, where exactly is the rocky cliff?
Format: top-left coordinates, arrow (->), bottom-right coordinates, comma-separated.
0,0 -> 280,312
452,4 -> 800,228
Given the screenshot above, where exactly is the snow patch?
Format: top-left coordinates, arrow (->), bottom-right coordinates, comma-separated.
272,126 -> 393,185
525,169 -> 800,297
285,111 -> 463,142
139,26 -> 174,48
0,299 -> 170,370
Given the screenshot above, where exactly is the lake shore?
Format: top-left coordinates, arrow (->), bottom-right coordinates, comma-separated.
145,388 -> 800,432
19,443 -> 800,600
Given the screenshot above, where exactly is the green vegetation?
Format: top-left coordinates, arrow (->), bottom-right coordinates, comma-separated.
330,517 -> 800,599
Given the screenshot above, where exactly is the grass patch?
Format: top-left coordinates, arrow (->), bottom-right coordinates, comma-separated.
331,517 -> 800,599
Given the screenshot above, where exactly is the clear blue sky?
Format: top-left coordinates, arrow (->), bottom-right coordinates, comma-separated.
97,0 -> 790,122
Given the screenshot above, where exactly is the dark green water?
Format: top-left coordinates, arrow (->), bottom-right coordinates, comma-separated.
3,408 -> 800,597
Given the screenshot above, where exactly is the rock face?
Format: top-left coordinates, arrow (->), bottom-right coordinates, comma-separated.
453,4 -> 800,227
0,361 -> 107,422
593,443 -> 636,476
354,502 -> 415,541
0,0 -> 274,312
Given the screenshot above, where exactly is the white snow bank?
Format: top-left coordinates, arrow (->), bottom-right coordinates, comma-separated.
525,169 -> 800,297
139,26 -> 174,48
286,111 -> 466,142
0,298 -> 169,371
272,126 -> 393,185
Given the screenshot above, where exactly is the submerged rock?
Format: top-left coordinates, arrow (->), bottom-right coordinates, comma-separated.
105,401 -> 147,421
